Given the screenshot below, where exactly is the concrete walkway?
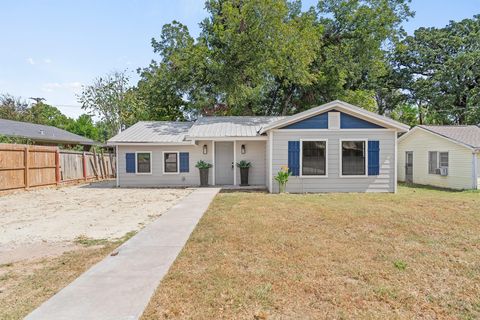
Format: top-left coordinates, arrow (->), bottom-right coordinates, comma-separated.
26,188 -> 220,320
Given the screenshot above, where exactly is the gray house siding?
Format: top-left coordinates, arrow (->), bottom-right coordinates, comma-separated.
118,141 -> 214,187
234,140 -> 266,186
271,130 -> 396,193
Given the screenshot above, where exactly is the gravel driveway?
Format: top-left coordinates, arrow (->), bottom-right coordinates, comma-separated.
0,182 -> 191,263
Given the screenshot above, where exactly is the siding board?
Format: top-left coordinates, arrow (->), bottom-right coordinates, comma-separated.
398,129 -> 474,189
271,130 -> 396,193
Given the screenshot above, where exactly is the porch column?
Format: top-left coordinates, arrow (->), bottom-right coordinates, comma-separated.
233,140 -> 237,186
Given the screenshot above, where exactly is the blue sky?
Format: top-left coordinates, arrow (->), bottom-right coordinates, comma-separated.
0,0 -> 478,118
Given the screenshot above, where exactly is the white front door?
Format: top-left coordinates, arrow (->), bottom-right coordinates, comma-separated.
215,142 -> 234,185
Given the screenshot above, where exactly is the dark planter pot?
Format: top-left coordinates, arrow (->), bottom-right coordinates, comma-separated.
240,167 -> 249,186
199,168 -> 209,186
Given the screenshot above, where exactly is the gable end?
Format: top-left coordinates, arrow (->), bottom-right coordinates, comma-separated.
280,110 -> 385,130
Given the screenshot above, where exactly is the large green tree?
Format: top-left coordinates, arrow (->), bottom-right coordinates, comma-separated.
394,15 -> 480,124
136,0 -> 412,117
78,70 -> 142,137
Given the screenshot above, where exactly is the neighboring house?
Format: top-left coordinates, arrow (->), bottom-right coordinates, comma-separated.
398,125 -> 480,190
0,118 -> 96,149
108,100 -> 409,193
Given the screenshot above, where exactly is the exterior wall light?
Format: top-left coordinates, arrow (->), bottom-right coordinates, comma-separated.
203,144 -> 208,154
241,144 -> 246,154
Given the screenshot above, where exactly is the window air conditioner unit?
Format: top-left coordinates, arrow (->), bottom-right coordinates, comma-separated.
439,167 -> 448,176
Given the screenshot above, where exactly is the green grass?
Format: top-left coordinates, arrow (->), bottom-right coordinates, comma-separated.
142,185 -> 480,319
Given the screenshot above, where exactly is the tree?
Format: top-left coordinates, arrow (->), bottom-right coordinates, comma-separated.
307,0 -> 413,112
67,114 -> 101,141
0,94 -> 29,120
78,71 -> 132,137
394,15 -> 480,124
24,102 -> 73,129
136,0 -> 413,118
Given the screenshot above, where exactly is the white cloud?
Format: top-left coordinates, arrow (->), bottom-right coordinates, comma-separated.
42,82 -> 83,93
27,57 -> 35,65
44,58 -> 52,64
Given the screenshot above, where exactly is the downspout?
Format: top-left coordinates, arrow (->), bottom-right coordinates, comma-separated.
116,145 -> 119,188
473,151 -> 478,190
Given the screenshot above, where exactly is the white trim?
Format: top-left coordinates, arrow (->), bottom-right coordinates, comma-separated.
394,132 -> 398,193
271,128 -> 395,132
212,142 -> 215,185
339,139 -> 368,178
398,126 -> 475,151
299,139 -> 328,178
260,100 -> 410,133
472,152 -> 478,189
162,151 -> 180,174
116,145 -> 119,187
108,141 -> 195,146
135,151 -> 153,175
233,140 -> 237,186
185,136 -> 268,141
268,131 -> 273,192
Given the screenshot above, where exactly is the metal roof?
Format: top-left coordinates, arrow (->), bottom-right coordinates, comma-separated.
418,125 -> 480,149
108,121 -> 194,143
0,118 -> 96,145
186,116 -> 283,138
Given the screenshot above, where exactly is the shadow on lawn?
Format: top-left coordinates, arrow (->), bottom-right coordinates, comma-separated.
399,182 -> 471,193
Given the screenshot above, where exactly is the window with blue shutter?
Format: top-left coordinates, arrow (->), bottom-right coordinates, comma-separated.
126,153 -> 135,173
288,141 -> 300,176
179,152 -> 189,173
368,140 -> 380,176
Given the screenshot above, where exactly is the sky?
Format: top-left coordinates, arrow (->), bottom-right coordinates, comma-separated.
0,0 -> 479,119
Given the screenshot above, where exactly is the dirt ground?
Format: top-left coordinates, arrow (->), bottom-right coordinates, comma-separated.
0,182 -> 191,264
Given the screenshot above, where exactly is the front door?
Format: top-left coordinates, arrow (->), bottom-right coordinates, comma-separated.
405,151 -> 413,184
215,142 -> 234,185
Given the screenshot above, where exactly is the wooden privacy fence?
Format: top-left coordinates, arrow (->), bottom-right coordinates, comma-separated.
0,143 -> 116,191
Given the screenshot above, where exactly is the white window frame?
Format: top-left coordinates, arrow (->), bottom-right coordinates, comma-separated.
162,151 -> 180,174
339,139 -> 368,178
135,151 -> 152,175
428,151 -> 449,175
300,139 -> 328,178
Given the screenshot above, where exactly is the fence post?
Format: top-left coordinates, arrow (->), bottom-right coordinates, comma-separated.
93,149 -> 99,180
82,152 -> 87,181
55,149 -> 61,184
100,150 -> 107,179
24,146 -> 29,189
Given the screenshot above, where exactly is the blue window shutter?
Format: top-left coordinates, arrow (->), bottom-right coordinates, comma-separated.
288,141 -> 300,176
126,153 -> 135,173
179,152 -> 189,173
368,141 -> 380,176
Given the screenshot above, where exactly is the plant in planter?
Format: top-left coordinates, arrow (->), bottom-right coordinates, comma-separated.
275,165 -> 291,193
236,160 -> 252,186
195,160 -> 212,187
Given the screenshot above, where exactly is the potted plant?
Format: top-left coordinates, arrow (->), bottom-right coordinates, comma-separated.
236,160 -> 252,186
195,160 -> 212,186
275,166 -> 291,193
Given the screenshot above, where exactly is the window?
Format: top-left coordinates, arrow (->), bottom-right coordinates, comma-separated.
429,151 -> 448,174
428,151 -> 438,174
302,140 -> 327,176
136,152 -> 151,174
164,152 -> 178,173
439,152 -> 449,168
341,140 -> 366,176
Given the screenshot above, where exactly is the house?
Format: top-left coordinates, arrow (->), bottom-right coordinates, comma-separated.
398,125 -> 480,190
108,100 -> 409,193
0,118 -> 96,149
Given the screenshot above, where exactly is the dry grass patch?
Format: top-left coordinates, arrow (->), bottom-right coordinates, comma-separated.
0,232 -> 135,320
142,186 -> 480,319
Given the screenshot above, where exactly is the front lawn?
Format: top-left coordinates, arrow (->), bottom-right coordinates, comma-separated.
142,186 -> 480,319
